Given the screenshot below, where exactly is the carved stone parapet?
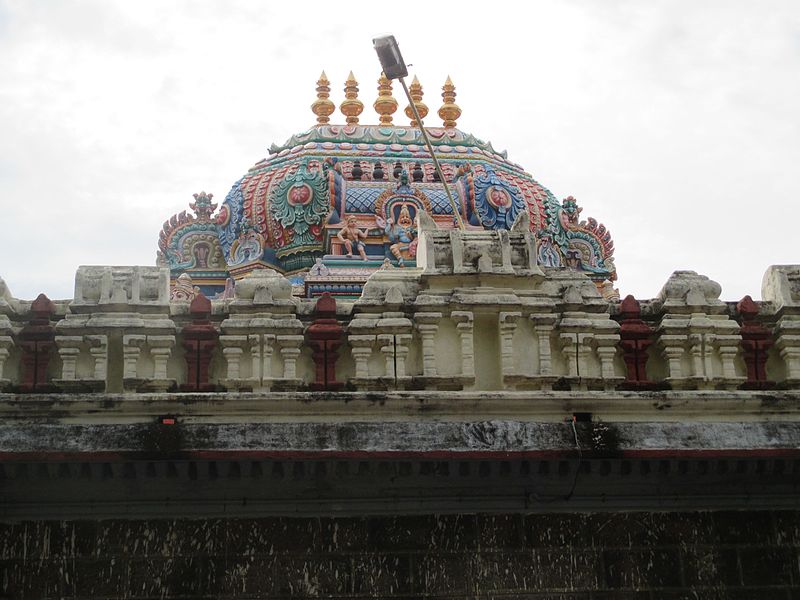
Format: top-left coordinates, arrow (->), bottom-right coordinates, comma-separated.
418,228 -> 543,279
657,298 -> 743,388
55,334 -> 107,393
72,266 -> 170,312
558,331 -> 593,380
376,313 -> 413,334
378,333 -> 413,379
357,269 -> 421,309
762,265 -> 800,313
657,270 -> 725,315
557,304 -> 619,383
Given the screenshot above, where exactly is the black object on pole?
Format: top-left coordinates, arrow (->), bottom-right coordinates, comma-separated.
372,35 -> 409,80
372,34 -> 465,228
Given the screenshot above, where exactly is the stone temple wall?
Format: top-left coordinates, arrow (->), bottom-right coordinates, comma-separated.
2,511 -> 799,599
2,229 -> 800,599
1,229 -> 800,394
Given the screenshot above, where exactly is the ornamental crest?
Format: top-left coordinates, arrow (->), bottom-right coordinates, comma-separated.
228,217 -> 265,266
472,167 -> 524,230
270,164 -> 329,249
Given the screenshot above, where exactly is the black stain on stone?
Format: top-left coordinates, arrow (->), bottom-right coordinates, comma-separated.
589,421 -> 622,457
135,422 -> 184,457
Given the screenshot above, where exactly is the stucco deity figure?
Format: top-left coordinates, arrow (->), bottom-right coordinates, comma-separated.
385,205 -> 417,267
537,233 -> 562,268
337,215 -> 368,260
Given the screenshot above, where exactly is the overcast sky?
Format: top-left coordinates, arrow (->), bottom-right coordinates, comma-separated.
1,0 -> 798,302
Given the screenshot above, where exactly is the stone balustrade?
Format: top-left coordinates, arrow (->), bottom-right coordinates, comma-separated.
1,235 -> 799,394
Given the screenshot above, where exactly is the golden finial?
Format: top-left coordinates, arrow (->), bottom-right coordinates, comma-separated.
339,71 -> 364,125
311,70 -> 335,125
404,75 -> 429,127
373,72 -> 398,126
437,75 -> 461,129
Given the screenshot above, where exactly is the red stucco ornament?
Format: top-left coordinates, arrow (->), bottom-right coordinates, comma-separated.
617,295 -> 655,389
181,292 -> 219,392
306,293 -> 344,391
736,295 -> 774,389
18,293 -> 56,392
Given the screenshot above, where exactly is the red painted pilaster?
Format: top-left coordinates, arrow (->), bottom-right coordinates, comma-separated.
181,292 -> 219,391
17,293 -> 56,392
306,293 -> 344,391
617,295 -> 655,389
737,295 -> 774,389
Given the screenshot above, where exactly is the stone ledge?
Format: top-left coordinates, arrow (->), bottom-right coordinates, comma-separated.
1,390 -> 799,422
2,420 -> 800,456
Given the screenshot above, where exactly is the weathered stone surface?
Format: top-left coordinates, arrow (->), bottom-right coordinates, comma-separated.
763,264 -> 800,311
2,418 -> 799,456
0,511 -> 798,598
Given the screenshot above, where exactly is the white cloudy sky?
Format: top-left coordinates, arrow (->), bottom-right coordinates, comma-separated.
1,1 -> 798,301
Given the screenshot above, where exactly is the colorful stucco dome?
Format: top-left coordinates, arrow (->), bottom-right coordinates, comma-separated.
158,72 -> 616,298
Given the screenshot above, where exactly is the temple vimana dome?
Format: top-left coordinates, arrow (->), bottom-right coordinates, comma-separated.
157,72 -> 617,301
3,68 -> 800,599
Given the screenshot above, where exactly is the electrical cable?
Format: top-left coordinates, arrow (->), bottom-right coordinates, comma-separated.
526,416 -> 584,504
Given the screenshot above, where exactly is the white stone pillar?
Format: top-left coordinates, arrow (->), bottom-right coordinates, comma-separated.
378,334 -> 395,378
499,312 -> 521,377
349,336 -> 374,378
577,334 -> 594,378
0,336 -> 12,382
277,335 -> 303,379
56,336 -> 83,381
248,334 -> 261,381
379,333 -> 412,378
531,315 -> 556,376
661,339 -> 686,379
688,333 -> 705,378
716,340 -> 739,380
262,334 -> 276,380
778,336 -> 800,380
594,338 -> 619,380
415,313 -> 442,377
122,334 -> 146,379
559,333 -> 579,378
148,336 -> 175,380
86,335 -> 108,381
452,311 -> 474,378
220,335 -> 248,380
